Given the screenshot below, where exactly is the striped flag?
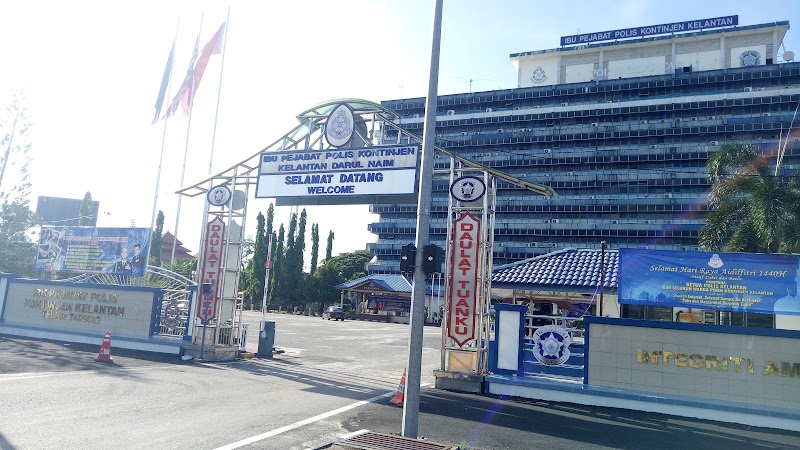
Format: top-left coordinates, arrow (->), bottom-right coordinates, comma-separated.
162,33 -> 200,120
181,21 -> 226,115
151,40 -> 175,125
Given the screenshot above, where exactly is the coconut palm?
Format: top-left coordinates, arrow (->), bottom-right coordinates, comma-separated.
699,141 -> 800,254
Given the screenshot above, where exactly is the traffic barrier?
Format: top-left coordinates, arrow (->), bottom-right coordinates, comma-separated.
95,330 -> 113,362
389,368 -> 407,406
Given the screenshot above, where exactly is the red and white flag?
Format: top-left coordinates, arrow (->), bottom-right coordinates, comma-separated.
181,21 -> 226,115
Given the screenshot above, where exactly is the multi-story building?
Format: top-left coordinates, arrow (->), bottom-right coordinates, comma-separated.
368,19 -> 800,273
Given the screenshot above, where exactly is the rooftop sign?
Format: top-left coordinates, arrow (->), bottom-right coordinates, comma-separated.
560,15 -> 738,46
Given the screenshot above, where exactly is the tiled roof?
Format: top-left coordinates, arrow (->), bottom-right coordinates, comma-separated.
335,274 -> 444,296
492,248 -> 618,292
335,274 -> 412,292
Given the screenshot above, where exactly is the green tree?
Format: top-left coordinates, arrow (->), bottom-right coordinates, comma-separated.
699,141 -> 800,253
0,91 -> 35,277
308,250 -> 371,307
78,192 -> 94,226
325,230 -> 334,260
270,224 -> 285,307
251,212 -> 267,309
163,258 -> 196,280
310,223 -> 319,274
0,199 -> 36,276
149,210 -> 164,265
0,90 -> 32,203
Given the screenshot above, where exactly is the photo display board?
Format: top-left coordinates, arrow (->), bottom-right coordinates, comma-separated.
35,226 -> 151,276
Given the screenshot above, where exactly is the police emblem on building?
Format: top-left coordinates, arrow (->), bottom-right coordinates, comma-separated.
324,103 -> 355,148
739,50 -> 760,67
530,66 -> 547,84
532,325 -> 572,366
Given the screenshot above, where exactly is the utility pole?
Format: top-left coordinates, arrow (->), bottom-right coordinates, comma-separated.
402,0 -> 443,439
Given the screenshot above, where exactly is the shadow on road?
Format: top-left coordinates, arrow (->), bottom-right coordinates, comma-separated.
0,334 -> 190,380
210,357 -> 398,401
407,389 -> 800,450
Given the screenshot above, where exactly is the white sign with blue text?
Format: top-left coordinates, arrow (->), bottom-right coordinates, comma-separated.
255,145 -> 419,199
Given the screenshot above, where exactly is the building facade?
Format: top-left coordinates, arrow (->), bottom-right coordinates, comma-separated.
368,20 -> 800,273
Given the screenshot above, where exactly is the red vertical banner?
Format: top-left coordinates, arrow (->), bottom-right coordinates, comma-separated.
448,212 -> 481,347
198,216 -> 225,325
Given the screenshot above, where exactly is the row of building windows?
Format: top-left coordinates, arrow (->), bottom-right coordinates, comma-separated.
386,65 -> 799,111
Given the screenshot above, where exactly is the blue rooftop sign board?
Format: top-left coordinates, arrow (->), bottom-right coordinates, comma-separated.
618,249 -> 800,316
560,16 -> 738,46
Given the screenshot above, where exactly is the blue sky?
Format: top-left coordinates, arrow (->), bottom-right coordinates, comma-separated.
1,1 -> 797,258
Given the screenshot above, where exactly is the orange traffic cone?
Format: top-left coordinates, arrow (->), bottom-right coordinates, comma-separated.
389,368 -> 407,406
95,330 -> 113,362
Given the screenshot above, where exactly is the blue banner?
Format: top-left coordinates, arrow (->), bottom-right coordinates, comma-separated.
35,226 -> 151,276
618,249 -> 800,316
560,16 -> 738,46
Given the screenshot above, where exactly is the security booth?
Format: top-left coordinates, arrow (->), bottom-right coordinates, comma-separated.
335,274 -> 445,325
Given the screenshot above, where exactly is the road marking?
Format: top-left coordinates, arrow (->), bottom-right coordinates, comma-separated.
0,365 -> 184,381
214,384 -> 429,450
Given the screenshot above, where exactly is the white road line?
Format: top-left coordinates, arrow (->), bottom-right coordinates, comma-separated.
213,391 -> 394,450
0,365 -> 181,381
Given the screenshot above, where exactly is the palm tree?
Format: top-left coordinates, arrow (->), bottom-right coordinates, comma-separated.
700,141 -> 800,254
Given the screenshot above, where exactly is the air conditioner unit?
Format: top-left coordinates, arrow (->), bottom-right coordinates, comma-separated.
561,102 -> 569,106
756,87 -> 765,91
665,193 -> 673,198
675,118 -> 682,122
708,116 -> 716,120
528,242 -> 539,247
591,123 -> 599,127
412,114 -> 420,118
497,128 -> 504,133
588,195 -> 595,199
744,87 -> 752,92
567,172 -> 574,176
544,219 -> 550,224
691,117 -> 698,121
485,108 -> 493,113
446,110 -> 455,116
763,113 -> 771,117
461,132 -> 468,136
533,105 -> 541,109
644,220 -> 652,224
514,107 -> 520,110
640,120 -> 648,124
612,219 -> 619,224
544,149 -> 551,153
551,219 -> 560,224
710,141 -> 719,145
650,145 -> 658,149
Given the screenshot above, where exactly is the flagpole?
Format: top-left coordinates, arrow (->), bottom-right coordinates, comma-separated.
207,7 -> 229,177
206,9 -> 230,342
172,13 -> 204,264
150,20 -> 179,240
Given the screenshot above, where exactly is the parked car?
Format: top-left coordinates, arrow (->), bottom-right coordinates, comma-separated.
322,305 -> 345,321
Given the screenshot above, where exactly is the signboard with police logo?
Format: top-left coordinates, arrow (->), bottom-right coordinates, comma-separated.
531,325 -> 572,365
207,185 -> 232,206
450,176 -> 486,203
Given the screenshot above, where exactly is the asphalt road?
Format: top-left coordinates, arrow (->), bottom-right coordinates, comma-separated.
1,313 -> 798,450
